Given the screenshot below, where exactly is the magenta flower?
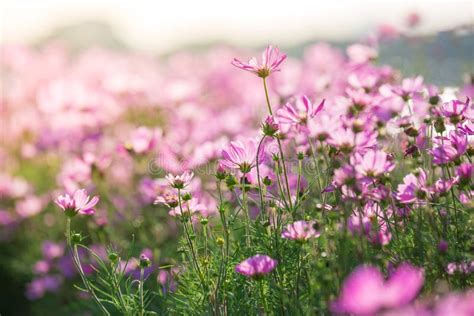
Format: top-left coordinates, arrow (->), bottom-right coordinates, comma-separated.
221,139 -> 264,173
235,254 -> 277,278
396,169 -> 430,204
281,220 -> 320,241
440,98 -> 470,122
353,149 -> 395,178
457,162 -> 473,186
165,171 -> 194,190
277,96 -> 325,127
231,45 -> 286,78
430,131 -> 468,165
332,263 -> 424,315
55,189 -> 99,217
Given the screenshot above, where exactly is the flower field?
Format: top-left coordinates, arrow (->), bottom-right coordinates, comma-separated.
0,35 -> 473,315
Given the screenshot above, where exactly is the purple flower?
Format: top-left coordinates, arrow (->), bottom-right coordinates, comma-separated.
281,220 -> 320,241
232,45 -> 286,78
235,254 -> 277,277
26,275 -> 62,300
55,189 -> 99,217
165,171 -> 194,190
221,139 -> 264,173
332,263 -> 424,315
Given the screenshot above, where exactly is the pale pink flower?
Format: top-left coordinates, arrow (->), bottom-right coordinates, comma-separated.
165,171 -> 194,189
332,263 -> 424,315
221,139 -> 264,173
347,44 -> 378,64
128,126 -> 161,154
281,220 -> 320,241
168,198 -> 206,217
231,45 -> 286,78
55,189 -> 99,216
353,149 -> 395,178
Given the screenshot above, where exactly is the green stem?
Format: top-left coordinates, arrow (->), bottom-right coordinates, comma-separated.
139,268 -> 145,316
66,219 -> 110,315
241,177 -> 251,247
262,77 -> 293,211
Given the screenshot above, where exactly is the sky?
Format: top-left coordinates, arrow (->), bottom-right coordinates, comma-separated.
1,0 -> 473,53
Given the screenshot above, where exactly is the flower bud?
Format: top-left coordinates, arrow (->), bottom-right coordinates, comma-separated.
108,252 -> 119,262
215,162 -> 228,180
263,176 -> 272,186
225,174 -> 238,189
200,218 -> 208,226
261,115 -> 279,137
71,233 -> 82,244
216,237 -> 225,246
139,254 -> 151,268
438,240 -> 448,253
182,192 -> 192,201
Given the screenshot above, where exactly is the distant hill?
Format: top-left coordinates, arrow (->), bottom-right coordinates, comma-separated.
37,21 -> 473,86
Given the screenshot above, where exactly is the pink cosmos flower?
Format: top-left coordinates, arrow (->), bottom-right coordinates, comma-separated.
154,191 -> 179,208
16,195 -> 44,218
261,115 -> 280,136
55,189 -> 99,217
457,162 -> 473,186
165,171 -> 194,189
221,139 -> 264,173
168,198 -> 207,218
277,96 -> 325,127
406,12 -> 421,28
231,45 -> 286,78
396,169 -> 430,204
392,76 -> 424,99
440,98 -> 470,121
353,149 -> 395,178
332,263 -> 424,315
327,128 -> 377,153
235,254 -> 277,277
430,131 -> 468,165
347,44 -> 378,64
127,126 -> 161,154
432,290 -> 474,316
281,220 -> 320,241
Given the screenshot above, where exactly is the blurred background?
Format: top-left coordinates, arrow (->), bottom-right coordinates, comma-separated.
1,0 -> 473,84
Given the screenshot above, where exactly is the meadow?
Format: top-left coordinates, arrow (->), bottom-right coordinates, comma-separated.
0,29 -> 473,315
